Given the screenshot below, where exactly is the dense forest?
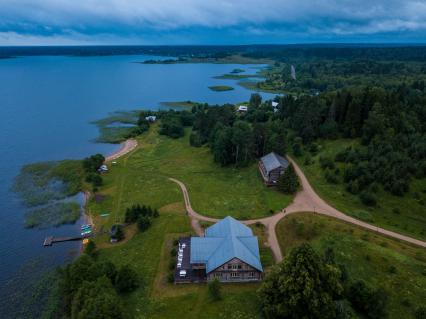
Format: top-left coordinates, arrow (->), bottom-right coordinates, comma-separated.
159,80 -> 426,205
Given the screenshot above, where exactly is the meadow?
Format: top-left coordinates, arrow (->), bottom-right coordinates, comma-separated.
276,213 -> 426,318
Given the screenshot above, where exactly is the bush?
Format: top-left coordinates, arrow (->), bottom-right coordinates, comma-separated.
114,265 -> 140,293
319,156 -> 335,170
348,280 -> 388,319
137,216 -> 152,232
84,240 -> 97,257
189,132 -> 203,147
277,164 -> 300,194
359,192 -> 377,206
208,278 -> 221,301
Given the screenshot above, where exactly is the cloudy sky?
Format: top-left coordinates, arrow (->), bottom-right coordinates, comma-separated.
0,0 -> 426,45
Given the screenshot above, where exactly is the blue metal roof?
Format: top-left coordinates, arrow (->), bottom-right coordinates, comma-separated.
190,216 -> 263,273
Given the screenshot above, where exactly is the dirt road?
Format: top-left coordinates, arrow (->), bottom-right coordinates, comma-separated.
169,156 -> 426,263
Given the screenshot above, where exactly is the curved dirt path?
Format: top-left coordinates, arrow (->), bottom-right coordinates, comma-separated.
169,156 -> 426,263
105,139 -> 138,162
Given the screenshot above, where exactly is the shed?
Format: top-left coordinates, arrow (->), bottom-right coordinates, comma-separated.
259,152 -> 289,185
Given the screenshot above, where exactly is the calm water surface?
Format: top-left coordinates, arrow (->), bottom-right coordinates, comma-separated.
0,54 -> 275,313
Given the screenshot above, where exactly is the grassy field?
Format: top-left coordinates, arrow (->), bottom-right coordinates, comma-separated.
208,85 -> 234,91
87,124 -> 293,225
85,124 -> 288,317
292,139 -> 426,241
276,213 -> 426,319
93,185 -> 262,318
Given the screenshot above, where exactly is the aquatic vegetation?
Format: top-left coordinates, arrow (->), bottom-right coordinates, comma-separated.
91,110 -> 141,143
208,85 -> 234,91
13,160 -> 83,207
13,160 -> 84,228
25,202 -> 81,229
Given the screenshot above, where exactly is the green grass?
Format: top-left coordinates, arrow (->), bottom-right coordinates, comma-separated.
93,191 -> 262,318
276,213 -> 426,319
208,85 -> 234,92
86,125 -> 286,317
88,125 -> 292,223
292,139 -> 426,240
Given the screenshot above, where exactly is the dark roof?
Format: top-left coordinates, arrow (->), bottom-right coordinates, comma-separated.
260,152 -> 289,174
190,216 -> 263,273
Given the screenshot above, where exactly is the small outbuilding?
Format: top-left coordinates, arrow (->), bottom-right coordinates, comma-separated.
259,152 -> 289,185
238,105 -> 248,112
145,115 -> 157,122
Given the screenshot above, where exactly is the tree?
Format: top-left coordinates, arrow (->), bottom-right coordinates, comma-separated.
71,277 -> 123,319
208,278 -> 221,301
114,265 -> 140,293
137,216 -> 151,232
258,243 -> 343,319
277,164 -> 300,194
114,225 -> 124,241
82,154 -> 105,173
249,93 -> 262,108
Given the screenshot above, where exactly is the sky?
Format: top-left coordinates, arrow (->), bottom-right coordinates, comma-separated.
0,0 -> 426,45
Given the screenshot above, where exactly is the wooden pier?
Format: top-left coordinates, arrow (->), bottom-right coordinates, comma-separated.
43,235 -> 84,246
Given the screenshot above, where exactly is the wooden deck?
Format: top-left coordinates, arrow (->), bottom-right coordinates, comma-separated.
43,235 -> 84,246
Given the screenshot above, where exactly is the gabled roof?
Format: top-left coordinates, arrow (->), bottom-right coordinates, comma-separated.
190,216 -> 263,273
260,152 -> 289,174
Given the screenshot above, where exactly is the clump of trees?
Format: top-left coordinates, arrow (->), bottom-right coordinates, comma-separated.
190,95 -> 287,167
54,254 -> 140,318
125,204 -> 159,232
82,153 -> 105,191
258,243 -> 388,319
159,110 -> 194,138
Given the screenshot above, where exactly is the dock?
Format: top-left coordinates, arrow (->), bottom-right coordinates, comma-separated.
43,235 -> 85,246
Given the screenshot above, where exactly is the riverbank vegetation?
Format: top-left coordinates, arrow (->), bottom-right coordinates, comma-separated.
276,213 -> 426,318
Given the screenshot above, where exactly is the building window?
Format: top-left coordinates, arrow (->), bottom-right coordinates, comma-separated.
231,272 -> 240,278
248,272 -> 255,278
214,273 -> 221,278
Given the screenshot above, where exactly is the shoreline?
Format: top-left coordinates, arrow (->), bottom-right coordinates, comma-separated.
105,138 -> 138,162
81,138 -> 138,251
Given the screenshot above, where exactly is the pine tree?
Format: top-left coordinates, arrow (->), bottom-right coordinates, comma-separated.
277,164 -> 300,194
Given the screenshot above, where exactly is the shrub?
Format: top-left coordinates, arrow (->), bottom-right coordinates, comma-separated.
84,240 -> 97,257
348,280 -> 388,319
208,278 -> 221,301
114,265 -> 140,293
137,216 -> 152,232
360,192 -> 377,206
277,164 -> 300,194
189,132 -> 203,147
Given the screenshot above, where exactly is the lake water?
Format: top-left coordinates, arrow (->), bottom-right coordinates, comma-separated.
0,53 -> 276,315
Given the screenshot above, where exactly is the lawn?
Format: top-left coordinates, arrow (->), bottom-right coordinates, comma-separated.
292,139 -> 426,241
87,124 -> 293,225
85,124 -> 287,317
93,189 -> 262,318
276,213 -> 426,319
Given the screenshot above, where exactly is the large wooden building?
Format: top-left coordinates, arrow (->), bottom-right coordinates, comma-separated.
259,152 -> 289,185
176,217 -> 263,283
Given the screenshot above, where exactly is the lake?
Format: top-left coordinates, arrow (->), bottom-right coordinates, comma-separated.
0,53 -> 276,316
